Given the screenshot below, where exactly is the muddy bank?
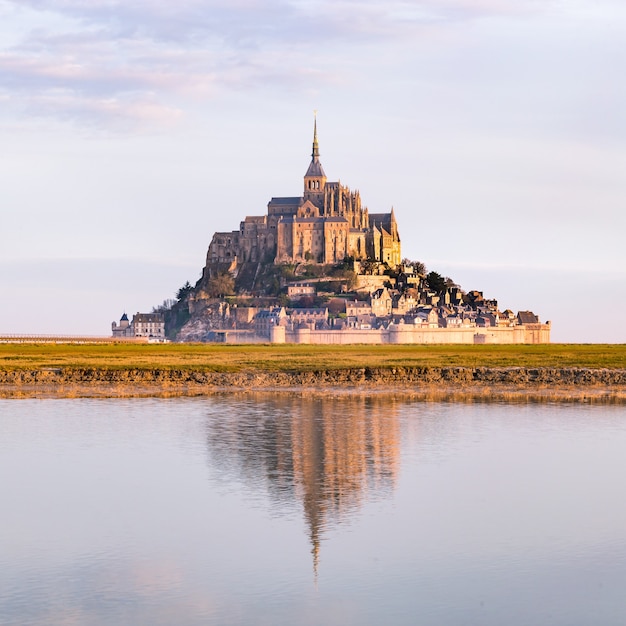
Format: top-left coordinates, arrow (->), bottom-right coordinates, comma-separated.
1,366 -> 626,401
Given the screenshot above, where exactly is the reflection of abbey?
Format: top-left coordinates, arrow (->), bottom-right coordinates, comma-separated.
206,395 -> 400,578
207,118 -> 401,267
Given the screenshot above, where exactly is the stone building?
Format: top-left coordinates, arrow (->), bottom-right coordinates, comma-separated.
205,118 -> 401,269
111,312 -> 165,339
132,313 -> 165,338
111,312 -> 133,338
254,307 -> 286,338
287,284 -> 316,300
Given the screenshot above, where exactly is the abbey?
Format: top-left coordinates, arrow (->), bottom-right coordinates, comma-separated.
206,119 -> 401,267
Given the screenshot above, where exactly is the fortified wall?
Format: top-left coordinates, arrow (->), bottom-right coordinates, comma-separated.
234,323 -> 551,345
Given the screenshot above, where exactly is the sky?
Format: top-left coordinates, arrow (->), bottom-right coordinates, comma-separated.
1,0 -> 625,342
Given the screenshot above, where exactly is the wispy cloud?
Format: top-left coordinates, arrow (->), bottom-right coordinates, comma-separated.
0,0 -> 556,129
29,91 -> 183,129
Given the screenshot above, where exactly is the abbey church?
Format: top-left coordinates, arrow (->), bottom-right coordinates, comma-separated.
206,119 -> 402,268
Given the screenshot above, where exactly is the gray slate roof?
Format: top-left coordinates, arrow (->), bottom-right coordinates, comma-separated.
270,197 -> 301,205
305,158 -> 326,178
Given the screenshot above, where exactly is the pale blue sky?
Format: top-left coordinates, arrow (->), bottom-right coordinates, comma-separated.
1,0 -> 625,341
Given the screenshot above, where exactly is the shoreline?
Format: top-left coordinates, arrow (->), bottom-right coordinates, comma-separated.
2,366 -> 626,402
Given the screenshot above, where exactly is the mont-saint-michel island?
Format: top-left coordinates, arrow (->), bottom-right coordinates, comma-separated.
6,3 -> 626,625
113,119 -> 550,345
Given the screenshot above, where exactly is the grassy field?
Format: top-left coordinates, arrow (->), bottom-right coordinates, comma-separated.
1,343 -> 625,372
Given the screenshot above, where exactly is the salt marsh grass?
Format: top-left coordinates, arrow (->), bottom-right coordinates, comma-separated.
1,343 -> 624,372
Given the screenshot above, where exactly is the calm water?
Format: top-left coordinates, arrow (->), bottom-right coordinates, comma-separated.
1,395 -> 626,625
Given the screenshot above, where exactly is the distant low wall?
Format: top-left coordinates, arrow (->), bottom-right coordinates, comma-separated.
0,335 -> 149,344
209,330 -> 268,344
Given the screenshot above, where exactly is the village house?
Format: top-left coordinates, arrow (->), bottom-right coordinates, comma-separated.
287,284 -> 317,300
288,307 -> 329,329
345,300 -> 372,317
371,287 -> 393,317
392,291 -> 418,315
132,313 -> 165,338
111,312 -> 165,339
396,269 -> 422,291
406,306 -> 439,328
498,309 -> 516,327
440,314 -> 463,328
517,311 -> 540,325
254,307 -> 287,337
345,312 -> 377,330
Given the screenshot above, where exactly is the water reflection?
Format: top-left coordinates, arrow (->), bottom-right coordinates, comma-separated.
206,394 -> 401,573
4,398 -> 626,625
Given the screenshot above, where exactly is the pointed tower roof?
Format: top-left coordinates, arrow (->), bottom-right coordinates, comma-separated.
305,113 -> 326,178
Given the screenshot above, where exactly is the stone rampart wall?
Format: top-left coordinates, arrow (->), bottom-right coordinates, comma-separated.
272,324 -> 550,345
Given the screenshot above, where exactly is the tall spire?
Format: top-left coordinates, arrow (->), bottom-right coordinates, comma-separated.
304,110 -> 326,183
312,110 -> 320,160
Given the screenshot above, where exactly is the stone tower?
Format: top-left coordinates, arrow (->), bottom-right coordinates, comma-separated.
303,114 -> 327,202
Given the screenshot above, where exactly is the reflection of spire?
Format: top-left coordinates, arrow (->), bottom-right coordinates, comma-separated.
291,404 -> 326,580
312,531 -> 320,585
290,396 -> 400,578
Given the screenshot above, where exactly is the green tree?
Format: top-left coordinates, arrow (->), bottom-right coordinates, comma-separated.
402,258 -> 427,276
207,272 -> 235,298
412,261 -> 427,276
426,271 -> 446,295
359,258 -> 378,275
176,281 -> 193,301
152,298 -> 176,313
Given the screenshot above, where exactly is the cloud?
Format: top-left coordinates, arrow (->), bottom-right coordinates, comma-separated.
0,0 -> 567,130
29,90 -> 183,129
11,0 -> 549,36
0,1 -> 344,128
